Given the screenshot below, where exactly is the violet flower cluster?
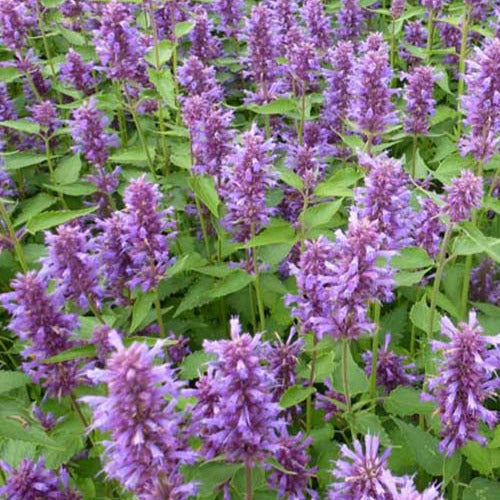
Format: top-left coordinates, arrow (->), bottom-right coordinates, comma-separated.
335,0 -> 364,41
301,0 -> 332,51
424,312 -> 500,455
0,0 -> 35,51
60,48 -> 95,94
443,169 -> 483,223
401,21 -> 428,66
470,258 -> 500,305
189,7 -> 221,63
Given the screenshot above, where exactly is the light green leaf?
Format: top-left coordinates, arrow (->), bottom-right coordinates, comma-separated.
26,206 -> 97,234
189,176 -> 220,217
463,478 -> 500,500
54,155 -> 81,185
44,182 -> 96,196
279,385 -> 316,409
148,68 -> 176,108
14,193 -> 57,227
0,67 -> 21,83
0,120 -> 40,134
174,21 -> 195,38
250,98 -> 296,115
43,345 -> 96,364
410,296 -> 441,333
131,292 -> 155,333
145,40 -> 173,66
303,200 -> 342,229
4,153 -> 46,171
0,419 -> 63,449
315,168 -> 362,198
209,270 -> 253,299
179,351 -> 214,380
276,167 -> 304,190
110,146 -> 155,164
395,269 -> 430,287
384,387 -> 434,417
393,247 -> 434,269
241,221 -> 295,248
0,372 -> 31,394
331,345 -> 369,396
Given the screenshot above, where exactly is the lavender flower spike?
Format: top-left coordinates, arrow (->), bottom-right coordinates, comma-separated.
301,0 -> 333,51
82,331 -> 196,499
424,312 -> 500,455
443,169 -> 482,223
60,48 -> 95,94
335,0 -> 364,41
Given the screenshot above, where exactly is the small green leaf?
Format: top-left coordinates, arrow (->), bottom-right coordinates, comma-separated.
179,351 -> 214,380
276,167 -> 304,190
350,413 -> 390,446
14,193 -> 57,227
279,385 -> 316,409
393,247 -> 434,269
26,207 -> 97,234
250,98 -> 296,115
303,200 -> 342,229
59,26 -> 86,45
4,153 -> 46,171
462,442 -> 500,476
0,120 -> 40,134
209,270 -> 253,299
0,419 -> 63,450
145,39 -> 173,66
461,222 -> 500,263
110,146 -> 155,164
44,182 -> 96,196
43,345 -> 96,363
0,372 -> 31,394
0,67 -> 21,83
463,478 -> 500,500
242,221 -> 295,248
331,345 -> 369,396
174,21 -> 195,38
410,296 -> 441,333
175,276 -> 216,317
384,387 -> 434,417
148,68 -> 176,108
131,292 -> 155,333
54,155 -> 82,185
189,176 -> 220,217
315,168 -> 362,198
395,269 -> 430,287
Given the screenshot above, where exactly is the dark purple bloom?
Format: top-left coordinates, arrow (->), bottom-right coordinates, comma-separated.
189,7 -> 221,63
1,271 -> 79,397
213,0 -> 245,37
60,48 -> 95,94
267,0 -> 299,42
177,56 -> 223,103
355,152 -> 413,250
424,312 -> 500,455
402,66 -> 436,135
443,169 -> 483,223
42,223 -> 102,309
390,0 -> 405,18
314,378 -> 346,421
69,98 -> 119,168
196,317 -> 285,465
0,82 -> 17,137
401,21 -> 428,66
438,22 -> 460,67
82,332 -> 196,499
0,458 -> 80,500
335,0 -> 364,41
268,431 -> 317,499
285,33 -> 320,96
167,332 -> 192,365
301,0 -> 332,51
16,49 -> 52,97
0,0 -> 35,50
92,325 -> 117,365
362,334 -> 420,393
420,0 -> 444,11
154,0 -> 189,41
470,258 -> 500,305
349,33 -> 397,140
412,197 -> 444,258
221,124 -> 276,242
33,405 -> 62,432
29,100 -> 60,133
459,38 -> 500,163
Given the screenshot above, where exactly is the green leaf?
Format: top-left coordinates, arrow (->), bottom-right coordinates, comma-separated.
394,419 -> 443,476
166,252 -> 207,278
209,270 -> 253,300
276,167 -> 304,190
0,120 -> 40,134
26,206 -> 97,234
395,269 -> 430,287
242,221 -> 295,248
434,154 -> 470,184
393,247 -> 434,269
250,98 -> 296,115
59,26 -> 86,45
187,462 -> 242,497
462,442 -> 500,476
174,276 -> 216,317
189,176 -> 220,217
179,351 -> 214,380
43,345 -> 96,363
174,21 -> 195,38
0,419 -> 63,449
463,478 -> 500,500
14,193 -> 57,227
460,222 -> 500,263
145,40 -> 173,66
0,372 -> 31,394
0,67 -> 21,83
331,345 -> 369,396
339,133 -> 365,151
410,296 -> 441,333
44,182 -> 96,196
303,200 -> 342,229
384,387 -> 434,417
279,385 -> 316,409
4,153 -> 46,171
110,146 -> 155,164
148,68 -> 176,108
351,413 -> 390,446
315,168 -> 362,198
443,453 -> 462,488
131,292 -> 155,333
54,154 -> 81,185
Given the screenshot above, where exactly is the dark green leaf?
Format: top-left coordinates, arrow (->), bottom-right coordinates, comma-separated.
384,387 -> 434,417
279,385 -> 316,409
0,372 -> 31,394
26,207 -> 97,234
189,176 -> 220,217
0,120 -> 40,134
4,153 -> 47,171
131,292 -> 156,333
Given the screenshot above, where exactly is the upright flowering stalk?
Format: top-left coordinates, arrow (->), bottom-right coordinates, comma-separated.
243,5 -> 281,103
0,0 -> 35,51
41,223 -> 101,309
267,0 -> 299,44
470,258 -> 500,305
321,41 -> 355,147
189,7 -> 221,63
222,124 -> 276,243
1,271 -> 79,397
335,0 -> 364,41
178,56 -> 223,103
0,83 -> 17,138
355,152 -> 413,250
390,0 -> 405,19
93,0 -> 149,84
196,317 -> 284,466
60,48 -> 95,94
30,100 -> 60,134
401,21 -> 428,66
403,66 -> 436,135
213,0 -> 245,37
349,33 -> 397,146
443,169 -> 483,224
459,38 -> 500,164
301,0 -> 332,51
421,0 -> 444,62
82,332 -> 196,499
438,22 -> 461,68
424,313 -> 500,455
0,458 -> 80,500
69,98 -> 118,169
413,197 -> 444,258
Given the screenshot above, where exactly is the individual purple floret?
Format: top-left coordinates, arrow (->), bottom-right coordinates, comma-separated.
213,0 -> 245,37
349,33 -> 397,142
413,197 -> 444,258
243,4 -> 282,103
335,0 -> 364,41
390,0 -> 405,18
402,66 -> 436,135
268,431 -> 318,499
355,152 -> 413,250
197,317 -> 284,465
69,98 -> 119,168
42,223 -> 102,309
166,332 -> 192,365
29,100 -> 60,133
0,458 -> 80,500
177,56 -> 223,103
459,38 -> 500,163
82,332 -> 196,499
362,334 -> 420,393
1,271 -> 79,397
0,0 -> 35,51
221,124 -> 276,242
424,312 -> 500,455
189,7 -> 221,63
443,169 -> 482,223
92,325 -> 117,365
285,236 -> 336,338
470,258 -> 500,305
60,48 -> 95,94
401,21 -> 428,66
314,378 -> 346,422
93,0 -> 149,84
322,41 -> 355,145
420,0 -> 444,11
120,175 -> 176,292
33,405 -> 62,432
301,0 -> 332,51
328,435 -> 396,499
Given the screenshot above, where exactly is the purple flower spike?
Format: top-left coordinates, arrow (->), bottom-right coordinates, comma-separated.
390,0 -> 405,19
301,0 -> 332,51
470,258 -> 500,305
413,197 -> 445,258
335,0 -> 364,41
178,56 -> 223,103
459,38 -> 500,163
213,0 -> 245,37
402,66 -> 436,135
425,312 -> 500,455
443,169 -> 482,223
196,317 -> 285,465
60,48 -> 95,94
30,100 -> 60,133
401,21 -> 428,66
82,332 -> 196,499
315,378 -> 346,422
189,7 -> 221,63
420,0 -> 444,12
0,0 -> 35,51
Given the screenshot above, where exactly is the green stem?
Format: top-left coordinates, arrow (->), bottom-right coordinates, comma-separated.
45,137 -> 68,209
426,9 -> 435,63
456,6 -> 471,139
369,302 -> 381,399
0,202 -> 28,272
114,82 -> 128,145
390,19 -> 396,69
88,297 -> 105,325
252,247 -> 265,331
154,290 -> 165,337
299,92 -> 306,145
248,284 -> 257,333
341,338 -> 351,413
306,335 -> 318,434
245,465 -> 253,500
411,133 -> 418,179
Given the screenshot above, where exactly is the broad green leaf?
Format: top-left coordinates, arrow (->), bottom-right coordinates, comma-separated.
0,372 -> 31,394
188,462 -> 242,497
443,453 -> 462,487
54,154 -> 81,185
174,21 -> 195,38
0,120 -> 39,134
26,206 -> 97,234
0,67 -> 21,83
44,182 -> 96,196
145,40 -> 173,66
209,270 -> 253,299
14,193 -> 57,227
461,222 -> 500,263
110,146 -> 155,164
384,387 -> 434,417
315,168 -> 362,198
241,221 -> 295,248
179,351 -> 214,380
166,252 -> 207,278
462,442 -> 500,476
43,345 -> 96,363
59,26 -> 86,45
279,385 -> 316,409
395,268 -> 430,287
350,413 -> 390,446
339,133 -> 365,151
393,247 -> 434,269
0,419 -> 63,449
189,176 -> 220,217
303,200 -> 342,229
410,296 -> 441,333
175,276 -> 216,317
250,98 -> 296,115
331,344 -> 369,396
4,153 -> 46,171
463,478 -> 500,500
131,292 -> 155,333
148,68 -> 176,108
434,154 -> 470,184
276,167 -> 304,190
